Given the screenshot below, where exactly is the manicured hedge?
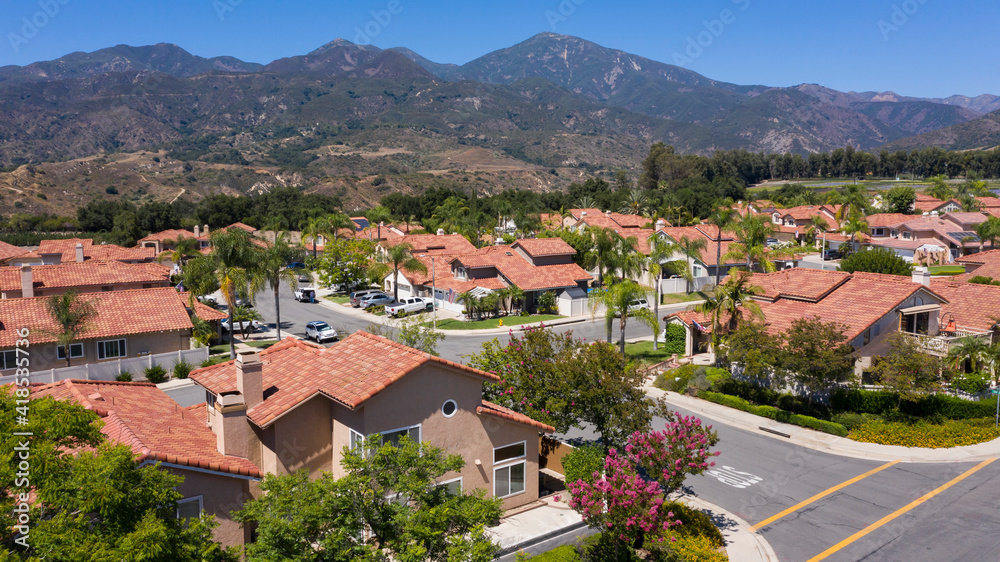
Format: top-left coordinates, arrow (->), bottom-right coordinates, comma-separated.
700,391 -> 848,437
850,418 -> 1000,448
831,388 -> 996,420
717,379 -> 830,419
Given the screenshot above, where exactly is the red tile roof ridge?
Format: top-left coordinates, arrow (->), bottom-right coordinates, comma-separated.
955,248 -> 1000,263
478,400 -> 555,433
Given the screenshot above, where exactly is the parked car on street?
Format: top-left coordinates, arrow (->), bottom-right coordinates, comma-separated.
234,297 -> 252,308
385,297 -> 432,318
822,249 -> 840,260
297,273 -> 311,284
330,279 -> 363,293
305,321 -> 339,343
221,319 -> 260,333
295,287 -> 318,302
287,262 -> 306,270
766,238 -> 780,248
360,293 -> 394,310
197,295 -> 217,307
350,289 -> 381,307
615,297 -> 649,317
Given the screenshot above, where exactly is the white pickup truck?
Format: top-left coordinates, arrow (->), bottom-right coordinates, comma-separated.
385,297 -> 432,318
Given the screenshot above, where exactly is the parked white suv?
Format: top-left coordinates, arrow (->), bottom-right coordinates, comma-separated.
305,321 -> 338,343
385,297 -> 432,318
615,297 -> 649,317
295,287 -> 318,302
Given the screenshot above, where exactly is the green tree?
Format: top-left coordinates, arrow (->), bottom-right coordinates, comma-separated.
43,290 -> 98,367
259,232 -> 303,340
588,280 -> 659,354
705,207 -> 737,286
696,270 -> 765,345
841,216 -> 869,253
947,335 -> 990,373
181,254 -> 221,303
209,228 -> 262,358
722,213 -> 788,272
0,390 -> 235,561
619,189 -> 649,215
884,185 -> 917,214
838,246 -> 912,276
365,206 -> 393,240
582,227 -> 619,287
973,216 -> 1000,250
384,243 -> 428,303
366,315 -> 446,356
300,216 -> 326,260
157,236 -> 203,267
872,332 -> 952,405
232,306 -> 264,339
324,212 -> 356,242
236,437 -> 502,562
109,209 -> 145,247
781,317 -> 855,401
316,238 -> 377,291
720,321 -> 781,380
674,235 -> 708,293
926,174 -> 953,201
646,235 -> 679,350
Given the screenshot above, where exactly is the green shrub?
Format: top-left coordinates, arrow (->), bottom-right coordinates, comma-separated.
115,370 -> 133,382
950,372 -> 991,394
516,545 -> 580,561
831,388 -> 898,415
704,367 -> 732,390
850,418 -> 1000,448
663,502 -> 724,547
562,444 -> 605,489
144,364 -> 168,384
654,533 -> 728,562
657,364 -> 698,393
172,361 -> 193,380
716,378 -> 780,407
700,391 -> 848,437
831,412 -> 880,431
662,323 -> 687,356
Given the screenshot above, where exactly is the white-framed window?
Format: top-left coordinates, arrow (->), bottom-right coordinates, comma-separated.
1,350 -> 18,370
349,428 -> 365,450
176,496 -> 203,520
437,477 -> 463,495
57,343 -> 84,360
97,339 -> 127,360
891,230 -> 899,238
380,424 -> 421,447
872,228 -> 885,236
493,441 -> 527,498
902,232 -> 911,240
442,400 -> 458,418
494,462 -> 526,498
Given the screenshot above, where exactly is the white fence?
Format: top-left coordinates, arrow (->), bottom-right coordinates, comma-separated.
1,347 -> 209,386
659,276 -> 713,295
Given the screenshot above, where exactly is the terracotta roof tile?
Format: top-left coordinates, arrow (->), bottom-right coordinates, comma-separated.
511,238 -> 576,257
0,241 -> 30,263
478,400 -> 554,433
191,333 -> 504,428
138,229 -> 197,244
389,234 -> 477,255
0,261 -> 171,293
976,197 -> 1000,208
0,287 -> 197,347
37,238 -> 155,263
930,279 -> 1000,333
865,214 -> 912,228
31,380 -> 261,478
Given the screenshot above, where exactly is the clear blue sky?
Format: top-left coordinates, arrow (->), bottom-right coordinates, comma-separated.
1,0 -> 996,98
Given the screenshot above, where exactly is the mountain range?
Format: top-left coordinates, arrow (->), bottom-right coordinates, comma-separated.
0,33 -> 998,214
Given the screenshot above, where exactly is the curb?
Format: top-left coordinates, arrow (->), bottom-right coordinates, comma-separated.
680,495 -> 779,562
495,521 -> 590,557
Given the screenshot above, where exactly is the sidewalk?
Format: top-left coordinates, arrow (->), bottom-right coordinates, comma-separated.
645,383 -> 1000,463
492,494 -> 777,561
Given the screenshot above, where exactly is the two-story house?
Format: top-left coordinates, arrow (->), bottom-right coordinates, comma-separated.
189,333 -> 554,514
0,261 -> 171,299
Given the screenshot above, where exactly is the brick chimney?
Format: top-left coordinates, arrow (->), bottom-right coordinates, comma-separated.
193,225 -> 200,238
912,266 -> 931,287
20,265 -> 33,298
75,243 -> 85,263
214,391 -> 251,458
236,350 -> 264,409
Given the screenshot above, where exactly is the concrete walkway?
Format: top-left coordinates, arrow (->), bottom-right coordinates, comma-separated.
645,383 -> 1000,464
491,493 -> 777,561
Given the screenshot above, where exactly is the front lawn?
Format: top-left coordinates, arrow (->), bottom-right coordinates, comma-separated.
929,265 -> 966,276
424,314 -> 564,330
624,340 -> 681,366
660,292 -> 703,305
325,295 -> 351,305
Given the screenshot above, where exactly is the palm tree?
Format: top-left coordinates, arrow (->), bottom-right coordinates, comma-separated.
576,196 -> 597,210
647,236 -> 679,350
365,206 -> 393,240
696,270 -> 765,346
974,217 -> 1000,251
804,215 -> 829,245
588,280 -> 659,355
300,216 -> 326,260
325,212 -> 356,242
948,335 -> 990,374
44,290 -> 97,367
831,184 -> 870,221
432,197 -> 470,234
706,207 -> 737,286
258,232 -> 302,340
457,291 -> 480,321
384,243 -> 428,302
620,189 -> 649,216
841,216 -> 869,254
210,228 -> 262,359
722,213 -> 789,272
926,175 -> 953,201
607,234 -> 644,282
582,227 -> 619,288
157,236 -> 202,267
675,235 -> 708,294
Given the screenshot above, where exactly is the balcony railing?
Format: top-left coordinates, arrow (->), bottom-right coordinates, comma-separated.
903,331 -> 992,356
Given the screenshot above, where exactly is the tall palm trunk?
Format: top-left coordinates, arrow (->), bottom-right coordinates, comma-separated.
619,315 -> 627,355
715,240 -> 723,286
273,284 -> 282,340
227,302 -> 236,359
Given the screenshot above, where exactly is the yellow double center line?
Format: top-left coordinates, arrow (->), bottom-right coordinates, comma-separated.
807,458 -> 996,561
749,459 -> 901,532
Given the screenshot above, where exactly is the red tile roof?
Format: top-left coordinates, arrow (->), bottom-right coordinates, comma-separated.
512,238 -> 576,257
750,269 -> 852,302
31,380 -> 261,478
138,229 -> 197,244
913,198 -> 959,213
0,240 -> 29,263
953,249 -> 1000,281
865,214 -> 912,229
955,249 -> 1000,265
191,333 -> 505,427
929,279 -> 1000,333
478,400 -> 555,433
976,197 -> 1000,208
389,233 -> 477,256
36,238 -> 155,263
0,261 -> 171,293
0,287 -> 198,347
657,226 -> 741,266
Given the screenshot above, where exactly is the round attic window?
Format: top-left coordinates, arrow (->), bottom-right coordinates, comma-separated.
442,400 -> 457,418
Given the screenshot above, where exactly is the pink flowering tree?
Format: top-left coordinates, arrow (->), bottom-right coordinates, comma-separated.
568,417 -> 719,551
627,414 -> 720,495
